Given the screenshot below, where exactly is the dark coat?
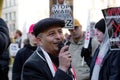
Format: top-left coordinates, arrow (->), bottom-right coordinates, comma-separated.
0,18 -> 11,55
21,47 -> 73,80
89,47 -> 120,80
0,50 -> 10,80
0,18 -> 11,80
12,44 -> 37,80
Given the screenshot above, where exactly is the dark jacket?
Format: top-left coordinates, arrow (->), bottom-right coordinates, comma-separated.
12,44 -> 37,80
0,49 -> 10,80
0,18 -> 10,80
21,47 -> 73,80
0,50 -> 10,69
88,47 -> 120,80
0,18 -> 11,55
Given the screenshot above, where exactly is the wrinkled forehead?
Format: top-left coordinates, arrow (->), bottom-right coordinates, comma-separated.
42,26 -> 63,34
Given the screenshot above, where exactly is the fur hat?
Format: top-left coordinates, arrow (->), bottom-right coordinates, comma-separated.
33,18 -> 65,37
95,18 -> 106,34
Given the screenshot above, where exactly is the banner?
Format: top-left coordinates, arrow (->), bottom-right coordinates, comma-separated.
84,10 -> 91,48
84,10 -> 96,48
102,7 -> 120,50
50,0 -> 73,29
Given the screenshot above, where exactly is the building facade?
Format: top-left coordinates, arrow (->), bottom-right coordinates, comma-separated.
1,0 -> 120,37
2,0 -> 18,38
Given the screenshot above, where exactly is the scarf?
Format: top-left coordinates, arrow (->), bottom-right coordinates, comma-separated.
36,46 -> 77,80
91,28 -> 110,80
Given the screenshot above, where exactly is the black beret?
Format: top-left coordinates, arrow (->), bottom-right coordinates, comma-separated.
33,18 -> 65,37
95,18 -> 106,34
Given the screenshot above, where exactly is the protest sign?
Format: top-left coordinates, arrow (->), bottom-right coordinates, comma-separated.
50,0 -> 73,29
9,43 -> 19,57
102,7 -> 120,50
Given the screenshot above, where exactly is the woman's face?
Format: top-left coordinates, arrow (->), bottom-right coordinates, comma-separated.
95,29 -> 104,43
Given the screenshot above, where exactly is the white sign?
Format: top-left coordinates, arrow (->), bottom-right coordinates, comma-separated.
9,43 -> 19,57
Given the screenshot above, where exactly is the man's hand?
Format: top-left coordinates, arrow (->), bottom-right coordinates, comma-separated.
81,47 -> 92,58
58,46 -> 71,72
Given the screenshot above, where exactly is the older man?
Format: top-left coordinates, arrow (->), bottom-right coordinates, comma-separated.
21,18 -> 77,80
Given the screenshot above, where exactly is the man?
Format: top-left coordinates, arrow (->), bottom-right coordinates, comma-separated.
12,24 -> 37,80
0,18 -> 11,80
14,29 -> 22,48
83,18 -> 120,80
22,18 -> 77,80
68,19 -> 98,80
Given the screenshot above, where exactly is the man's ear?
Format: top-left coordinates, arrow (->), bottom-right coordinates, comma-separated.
36,36 -> 43,46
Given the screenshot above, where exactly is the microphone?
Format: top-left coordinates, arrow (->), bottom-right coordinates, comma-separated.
58,41 -> 69,52
58,41 -> 64,52
57,41 -> 71,69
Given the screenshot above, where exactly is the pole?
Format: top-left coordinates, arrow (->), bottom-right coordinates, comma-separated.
0,0 -> 4,17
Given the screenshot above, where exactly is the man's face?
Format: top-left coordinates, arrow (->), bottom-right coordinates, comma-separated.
69,26 -> 82,39
14,33 -> 18,39
58,0 -> 64,4
95,29 -> 104,43
37,26 -> 64,56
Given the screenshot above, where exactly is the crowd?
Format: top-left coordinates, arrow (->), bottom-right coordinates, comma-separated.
0,5 -> 120,80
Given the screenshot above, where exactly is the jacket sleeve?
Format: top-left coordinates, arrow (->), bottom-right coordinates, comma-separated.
0,18 -> 10,55
109,50 -> 120,80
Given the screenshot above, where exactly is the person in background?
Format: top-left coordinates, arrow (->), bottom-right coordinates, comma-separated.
0,18 -> 11,80
12,24 -> 37,80
68,19 -> 99,80
82,18 -> 120,80
22,18 -> 77,80
14,29 -> 22,48
64,33 -> 71,46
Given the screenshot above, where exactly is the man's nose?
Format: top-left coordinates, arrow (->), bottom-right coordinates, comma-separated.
56,33 -> 62,39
